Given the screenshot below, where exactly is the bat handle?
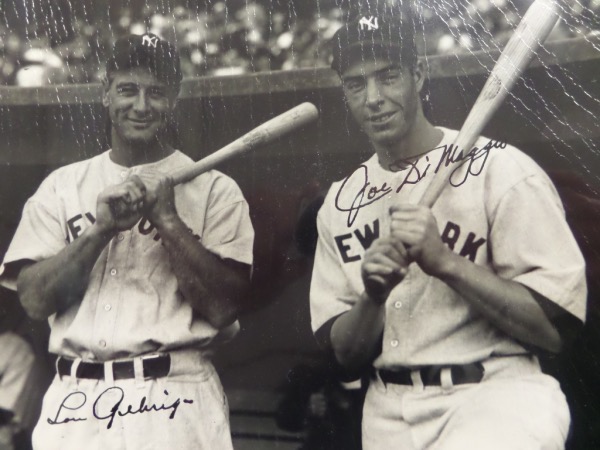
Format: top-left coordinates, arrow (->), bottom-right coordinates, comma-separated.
364,274 -> 391,300
108,197 -> 133,219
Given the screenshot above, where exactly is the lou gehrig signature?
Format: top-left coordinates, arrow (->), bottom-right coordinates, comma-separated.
47,387 -> 194,429
335,139 -> 507,226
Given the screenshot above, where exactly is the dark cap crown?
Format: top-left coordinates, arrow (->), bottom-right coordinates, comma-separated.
106,33 -> 182,88
331,14 -> 417,74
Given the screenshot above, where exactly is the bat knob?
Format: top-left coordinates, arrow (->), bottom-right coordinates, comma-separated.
364,274 -> 391,302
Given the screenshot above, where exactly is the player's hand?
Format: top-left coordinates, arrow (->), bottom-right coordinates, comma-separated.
361,236 -> 408,304
95,178 -> 145,234
390,204 -> 451,276
134,169 -> 177,226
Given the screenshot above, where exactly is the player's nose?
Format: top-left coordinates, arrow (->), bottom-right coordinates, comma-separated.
132,92 -> 150,113
365,78 -> 383,109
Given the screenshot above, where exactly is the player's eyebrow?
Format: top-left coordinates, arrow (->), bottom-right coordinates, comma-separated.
115,81 -> 168,94
373,65 -> 403,77
116,81 -> 139,90
341,64 -> 403,82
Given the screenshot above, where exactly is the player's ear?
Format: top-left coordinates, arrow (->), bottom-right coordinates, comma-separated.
168,86 -> 180,109
413,60 -> 426,94
101,75 -> 111,107
169,94 -> 179,109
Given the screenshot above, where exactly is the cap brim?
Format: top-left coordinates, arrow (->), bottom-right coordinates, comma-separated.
331,41 -> 404,74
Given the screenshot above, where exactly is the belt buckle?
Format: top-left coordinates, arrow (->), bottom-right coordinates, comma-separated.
141,353 -> 163,361
140,353 -> 169,380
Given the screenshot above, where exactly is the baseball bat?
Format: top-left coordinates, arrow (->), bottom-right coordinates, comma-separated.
367,0 -> 560,293
419,0 -> 560,207
171,102 -> 319,185
110,102 -> 318,216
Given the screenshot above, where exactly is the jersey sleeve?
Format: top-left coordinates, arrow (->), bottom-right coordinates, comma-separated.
0,174 -> 66,290
310,195 -> 358,341
489,173 -> 587,322
201,175 -> 254,266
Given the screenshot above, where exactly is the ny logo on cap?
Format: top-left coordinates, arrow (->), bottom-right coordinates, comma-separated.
359,16 -> 379,31
142,34 -> 159,48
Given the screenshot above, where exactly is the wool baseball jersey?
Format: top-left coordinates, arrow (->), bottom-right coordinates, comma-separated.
0,150 -> 254,361
0,332 -> 37,429
310,127 -> 586,368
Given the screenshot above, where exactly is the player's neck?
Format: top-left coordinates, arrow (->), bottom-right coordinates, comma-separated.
110,133 -> 175,167
375,116 -> 442,171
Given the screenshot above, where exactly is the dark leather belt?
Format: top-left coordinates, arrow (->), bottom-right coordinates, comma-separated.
57,354 -> 171,380
375,362 -> 485,386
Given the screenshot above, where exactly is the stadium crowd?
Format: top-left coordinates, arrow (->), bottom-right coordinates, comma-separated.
0,1 -> 598,85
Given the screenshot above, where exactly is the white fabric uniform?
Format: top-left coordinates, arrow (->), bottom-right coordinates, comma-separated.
310,128 -> 586,449
0,150 -> 254,450
0,332 -> 38,430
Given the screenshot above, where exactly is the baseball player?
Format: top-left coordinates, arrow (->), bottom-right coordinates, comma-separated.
310,13 -> 587,450
0,33 -> 253,449
0,332 -> 37,448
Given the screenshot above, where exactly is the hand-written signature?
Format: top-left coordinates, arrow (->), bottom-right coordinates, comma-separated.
47,387 -> 194,429
335,139 -> 506,226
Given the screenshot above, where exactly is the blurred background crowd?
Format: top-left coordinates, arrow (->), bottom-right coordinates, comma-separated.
0,0 -> 599,85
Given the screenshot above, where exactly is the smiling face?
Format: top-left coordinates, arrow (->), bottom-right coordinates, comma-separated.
341,57 -> 424,151
103,67 -> 178,150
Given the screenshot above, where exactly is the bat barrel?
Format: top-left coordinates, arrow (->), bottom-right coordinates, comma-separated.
367,0 -> 561,290
171,102 -> 319,185
419,0 -> 559,208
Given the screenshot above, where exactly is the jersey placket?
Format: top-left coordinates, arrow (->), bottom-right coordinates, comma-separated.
92,228 -> 131,360
376,177 -> 405,359
385,271 -> 412,359
387,153 -> 439,361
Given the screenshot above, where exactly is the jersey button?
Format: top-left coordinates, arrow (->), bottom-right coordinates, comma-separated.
120,171 -> 127,179
110,268 -> 117,276
390,339 -> 399,348
104,304 -> 112,311
117,233 -> 124,241
394,301 -> 402,309
99,340 -> 107,348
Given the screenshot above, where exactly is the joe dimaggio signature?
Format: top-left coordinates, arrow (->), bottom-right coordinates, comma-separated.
335,139 -> 507,226
47,387 -> 194,429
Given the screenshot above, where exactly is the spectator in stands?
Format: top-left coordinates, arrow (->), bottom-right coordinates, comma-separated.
1,2 -> 599,82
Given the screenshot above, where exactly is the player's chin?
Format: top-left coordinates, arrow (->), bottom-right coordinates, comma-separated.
368,130 -> 402,147
123,127 -> 163,144
365,121 -> 399,138
121,133 -> 159,148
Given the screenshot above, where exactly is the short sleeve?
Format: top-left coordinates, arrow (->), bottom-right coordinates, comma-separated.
0,175 -> 66,290
489,174 -> 587,322
310,199 -> 358,338
202,176 -> 254,266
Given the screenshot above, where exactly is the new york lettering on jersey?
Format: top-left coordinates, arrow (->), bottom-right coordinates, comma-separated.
333,218 -> 486,264
66,212 -> 200,243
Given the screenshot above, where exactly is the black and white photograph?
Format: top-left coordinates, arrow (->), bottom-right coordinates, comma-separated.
0,0 -> 599,449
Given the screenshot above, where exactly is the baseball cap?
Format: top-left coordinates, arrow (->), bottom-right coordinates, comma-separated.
105,33 -> 182,88
330,14 -> 417,74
